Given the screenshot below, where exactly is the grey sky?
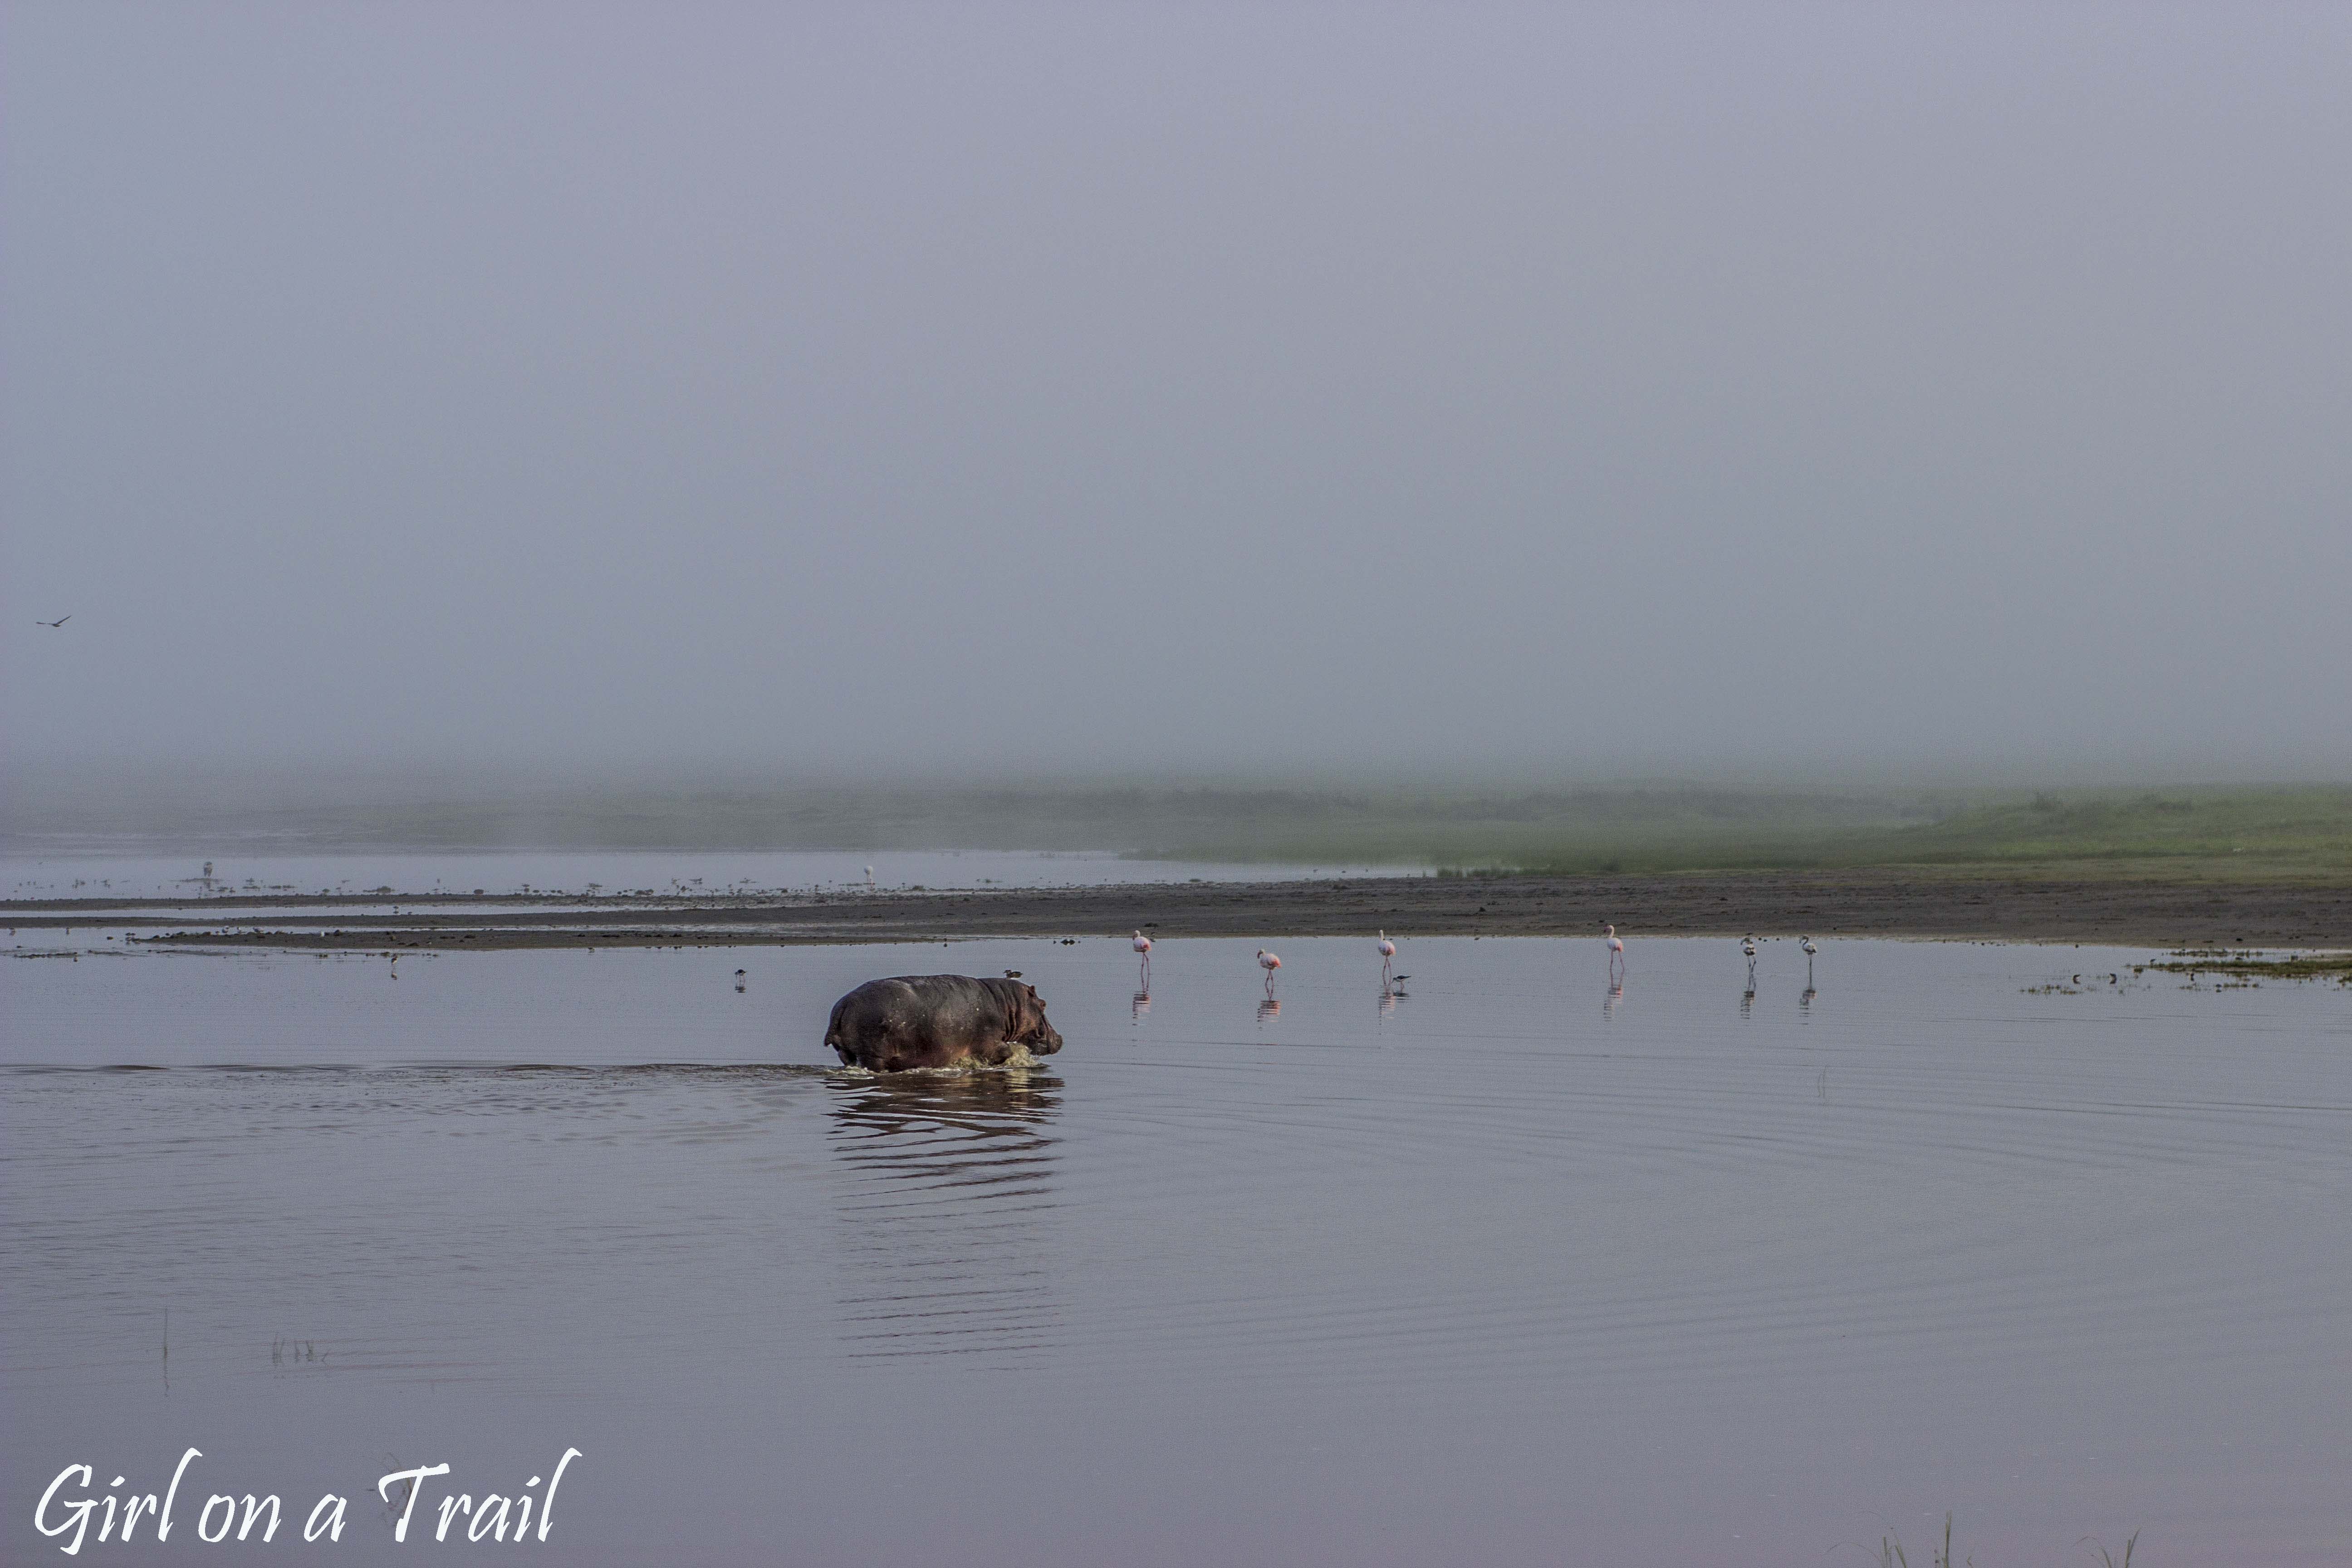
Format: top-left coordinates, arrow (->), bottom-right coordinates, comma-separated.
5,3 -> 2347,785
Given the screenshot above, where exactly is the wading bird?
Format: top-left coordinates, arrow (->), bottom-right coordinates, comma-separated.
1132,930 -> 1152,985
1257,948 -> 1282,994
1377,930 -> 1396,985
1605,923 -> 1625,977
1741,936 -> 1758,960
1800,936 -> 1818,958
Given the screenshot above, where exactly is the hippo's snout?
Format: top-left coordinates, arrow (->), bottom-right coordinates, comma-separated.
1031,1023 -> 1065,1055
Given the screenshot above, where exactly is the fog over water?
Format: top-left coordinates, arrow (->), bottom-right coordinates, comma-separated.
6,4 -> 2348,789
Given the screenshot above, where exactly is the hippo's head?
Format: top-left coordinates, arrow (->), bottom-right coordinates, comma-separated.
1009,982 -> 1063,1056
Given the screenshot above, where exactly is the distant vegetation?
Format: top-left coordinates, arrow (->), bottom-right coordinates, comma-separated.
1807,787 -> 2352,882
1192,785 -> 2352,882
1140,784 -> 2352,882
5,772 -> 2347,884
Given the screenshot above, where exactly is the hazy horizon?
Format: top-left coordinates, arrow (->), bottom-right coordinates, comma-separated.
8,3 -> 2349,785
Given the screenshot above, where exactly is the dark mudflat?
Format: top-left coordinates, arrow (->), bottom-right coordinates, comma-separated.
13,871 -> 2349,951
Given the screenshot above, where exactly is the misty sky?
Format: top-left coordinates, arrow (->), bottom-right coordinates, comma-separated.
5,3 -> 2347,784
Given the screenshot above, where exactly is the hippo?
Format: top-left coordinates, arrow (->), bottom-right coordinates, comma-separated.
824,974 -> 1064,1072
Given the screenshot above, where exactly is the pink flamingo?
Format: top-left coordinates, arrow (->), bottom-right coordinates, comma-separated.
1605,923 -> 1625,977
1132,929 -> 1153,986
1377,929 -> 1396,985
1257,948 -> 1282,994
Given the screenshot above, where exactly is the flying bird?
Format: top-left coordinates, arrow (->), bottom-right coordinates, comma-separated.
35,616 -> 69,628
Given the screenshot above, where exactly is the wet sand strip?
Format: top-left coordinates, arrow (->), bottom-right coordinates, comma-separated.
11,872 -> 2350,951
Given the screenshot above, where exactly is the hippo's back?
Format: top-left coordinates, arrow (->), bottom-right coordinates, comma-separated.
826,974 -> 1012,1070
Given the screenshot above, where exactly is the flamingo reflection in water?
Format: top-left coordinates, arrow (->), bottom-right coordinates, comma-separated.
1603,977 -> 1625,1020
1132,989 -> 1151,1022
1256,996 -> 1282,1024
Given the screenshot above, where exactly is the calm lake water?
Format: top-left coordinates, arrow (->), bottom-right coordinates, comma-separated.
4,934 -> 2347,1564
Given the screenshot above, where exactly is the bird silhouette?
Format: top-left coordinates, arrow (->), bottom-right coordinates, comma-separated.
35,616 -> 70,628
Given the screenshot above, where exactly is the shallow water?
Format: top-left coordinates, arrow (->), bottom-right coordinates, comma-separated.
4,936 -> 2348,1564
0,847 -> 1416,901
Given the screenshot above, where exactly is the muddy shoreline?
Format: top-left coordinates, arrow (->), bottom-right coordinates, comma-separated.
10,872 -> 2349,951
